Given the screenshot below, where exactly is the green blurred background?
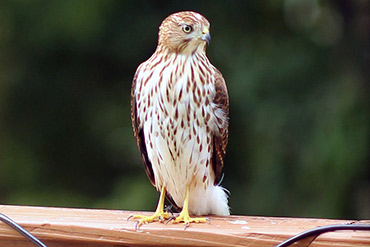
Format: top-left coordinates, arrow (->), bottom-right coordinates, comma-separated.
0,0 -> 369,220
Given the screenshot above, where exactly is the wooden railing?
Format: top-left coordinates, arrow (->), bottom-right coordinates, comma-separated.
0,205 -> 369,246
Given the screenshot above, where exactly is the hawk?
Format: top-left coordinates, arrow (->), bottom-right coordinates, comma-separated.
130,11 -> 229,227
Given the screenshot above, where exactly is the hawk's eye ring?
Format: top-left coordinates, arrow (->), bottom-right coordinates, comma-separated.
182,25 -> 192,33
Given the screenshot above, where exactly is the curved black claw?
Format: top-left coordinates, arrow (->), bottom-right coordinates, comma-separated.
135,220 -> 141,231
127,214 -> 134,221
184,222 -> 190,230
165,215 -> 177,225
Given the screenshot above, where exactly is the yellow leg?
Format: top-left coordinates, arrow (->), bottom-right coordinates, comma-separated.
173,185 -> 208,227
129,186 -> 170,228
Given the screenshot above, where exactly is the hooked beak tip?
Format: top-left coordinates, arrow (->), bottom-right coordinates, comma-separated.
202,32 -> 211,44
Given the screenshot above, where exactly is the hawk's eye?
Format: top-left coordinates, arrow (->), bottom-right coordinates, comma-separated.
182,24 -> 193,33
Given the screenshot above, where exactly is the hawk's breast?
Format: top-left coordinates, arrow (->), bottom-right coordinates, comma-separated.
135,52 -> 219,206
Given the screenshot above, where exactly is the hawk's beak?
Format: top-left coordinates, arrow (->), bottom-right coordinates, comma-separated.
201,27 -> 211,44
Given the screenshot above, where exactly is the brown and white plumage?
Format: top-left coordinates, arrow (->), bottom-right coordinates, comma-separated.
131,11 -> 229,218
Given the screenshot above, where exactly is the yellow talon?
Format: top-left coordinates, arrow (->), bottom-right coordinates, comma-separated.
129,186 -> 170,229
172,185 -> 208,229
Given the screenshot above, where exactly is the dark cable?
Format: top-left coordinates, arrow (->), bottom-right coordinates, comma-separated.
275,224 -> 370,247
0,212 -> 47,247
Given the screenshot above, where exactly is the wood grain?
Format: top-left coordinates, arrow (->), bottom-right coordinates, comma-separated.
0,205 -> 369,246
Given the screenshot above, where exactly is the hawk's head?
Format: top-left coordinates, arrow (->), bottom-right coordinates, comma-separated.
158,11 -> 211,55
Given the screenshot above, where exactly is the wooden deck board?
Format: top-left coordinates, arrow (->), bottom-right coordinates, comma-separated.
0,205 -> 369,246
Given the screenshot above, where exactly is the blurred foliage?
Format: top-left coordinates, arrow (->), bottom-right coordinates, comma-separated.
0,0 -> 369,219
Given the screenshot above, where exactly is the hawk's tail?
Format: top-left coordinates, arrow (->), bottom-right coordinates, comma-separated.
188,184 -> 230,216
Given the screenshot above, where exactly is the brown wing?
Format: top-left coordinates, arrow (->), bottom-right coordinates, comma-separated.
131,68 -> 155,186
212,67 -> 229,185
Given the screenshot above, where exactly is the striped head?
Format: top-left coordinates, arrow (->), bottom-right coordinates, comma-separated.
158,11 -> 211,55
